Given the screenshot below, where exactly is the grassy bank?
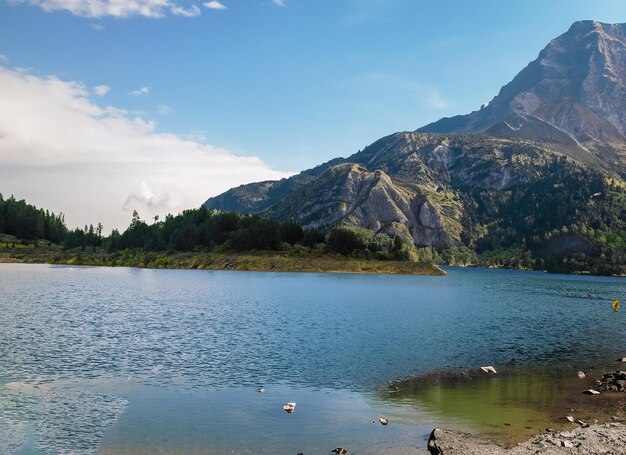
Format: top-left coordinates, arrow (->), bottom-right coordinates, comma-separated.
0,246 -> 445,276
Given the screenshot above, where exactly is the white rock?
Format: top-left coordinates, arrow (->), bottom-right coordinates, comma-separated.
582,389 -> 600,395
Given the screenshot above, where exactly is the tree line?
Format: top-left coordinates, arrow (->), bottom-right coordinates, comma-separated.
0,197 -> 408,260
0,194 -> 67,244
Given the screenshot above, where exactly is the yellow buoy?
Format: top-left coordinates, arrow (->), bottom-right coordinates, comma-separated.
611,300 -> 620,313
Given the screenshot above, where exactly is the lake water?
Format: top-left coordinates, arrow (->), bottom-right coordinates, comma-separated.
0,264 -> 624,454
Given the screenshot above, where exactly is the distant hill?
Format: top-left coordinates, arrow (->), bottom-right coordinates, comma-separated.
205,21 -> 626,274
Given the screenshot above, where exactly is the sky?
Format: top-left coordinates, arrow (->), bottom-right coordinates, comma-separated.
2,0 -> 626,231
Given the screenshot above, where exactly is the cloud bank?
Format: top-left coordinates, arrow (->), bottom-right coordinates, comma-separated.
0,66 -> 291,231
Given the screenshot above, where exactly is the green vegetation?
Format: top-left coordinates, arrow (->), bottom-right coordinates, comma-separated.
449,167 -> 626,275
2,166 -> 624,276
0,247 -> 443,275
61,208 -> 414,261
0,194 -> 67,244
0,193 -> 440,275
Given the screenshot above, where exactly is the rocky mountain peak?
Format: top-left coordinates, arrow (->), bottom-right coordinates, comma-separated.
419,21 -> 626,175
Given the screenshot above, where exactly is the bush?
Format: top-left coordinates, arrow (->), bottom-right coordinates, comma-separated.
326,227 -> 367,255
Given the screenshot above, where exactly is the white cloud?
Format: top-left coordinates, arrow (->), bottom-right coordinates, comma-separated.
0,66 -> 292,231
90,23 -> 105,30
94,85 -> 110,96
203,1 -> 226,10
9,0 -> 204,18
129,86 -> 150,96
171,4 -> 200,16
157,104 -> 173,115
271,0 -> 284,6
123,182 -> 170,211
0,55 -> 9,64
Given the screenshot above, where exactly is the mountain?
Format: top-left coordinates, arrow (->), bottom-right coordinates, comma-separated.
205,21 -> 626,274
419,20 -> 626,176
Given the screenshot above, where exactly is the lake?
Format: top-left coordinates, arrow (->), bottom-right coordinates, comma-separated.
0,264 -> 624,454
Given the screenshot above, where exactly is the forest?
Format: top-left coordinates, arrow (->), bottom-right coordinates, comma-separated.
0,194 -> 408,261
0,179 -> 624,275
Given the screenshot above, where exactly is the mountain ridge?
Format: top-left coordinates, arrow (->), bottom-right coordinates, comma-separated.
204,21 -> 626,274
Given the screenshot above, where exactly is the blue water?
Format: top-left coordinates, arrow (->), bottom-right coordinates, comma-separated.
0,264 -> 624,454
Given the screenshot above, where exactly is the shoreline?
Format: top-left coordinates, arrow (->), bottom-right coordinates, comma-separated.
389,365 -> 626,454
427,422 -> 626,454
443,263 -> 626,278
0,248 -> 445,276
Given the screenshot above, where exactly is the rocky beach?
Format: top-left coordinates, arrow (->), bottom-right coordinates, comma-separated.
427,422 -> 626,454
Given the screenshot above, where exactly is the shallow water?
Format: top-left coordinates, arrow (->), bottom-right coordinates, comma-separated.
0,264 -> 624,453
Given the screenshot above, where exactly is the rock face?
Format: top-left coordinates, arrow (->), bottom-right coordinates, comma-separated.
260,160 -> 457,248
206,132 -> 603,249
419,21 -> 626,176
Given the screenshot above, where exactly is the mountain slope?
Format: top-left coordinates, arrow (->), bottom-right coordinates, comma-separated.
419,20 -> 626,176
206,132 -> 621,251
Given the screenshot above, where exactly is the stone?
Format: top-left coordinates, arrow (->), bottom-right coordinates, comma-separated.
577,371 -> 585,379
282,402 -> 296,413
583,389 -> 600,395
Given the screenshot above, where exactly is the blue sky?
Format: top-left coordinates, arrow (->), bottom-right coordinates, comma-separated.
2,0 -> 626,229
